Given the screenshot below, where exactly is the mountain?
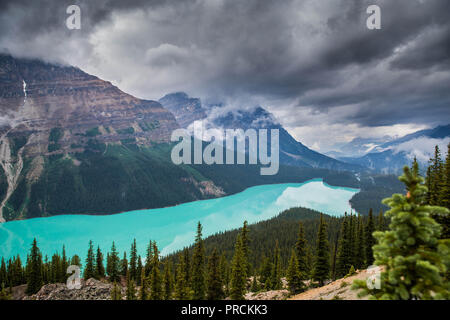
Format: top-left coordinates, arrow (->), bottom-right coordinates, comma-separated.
339,125 -> 450,174
0,55 -> 363,222
159,92 -> 206,128
159,92 -> 361,171
325,136 -> 394,159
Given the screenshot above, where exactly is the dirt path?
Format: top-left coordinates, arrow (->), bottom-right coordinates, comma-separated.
289,270 -> 371,300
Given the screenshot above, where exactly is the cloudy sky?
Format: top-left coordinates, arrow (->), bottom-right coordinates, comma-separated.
1,0 -> 449,152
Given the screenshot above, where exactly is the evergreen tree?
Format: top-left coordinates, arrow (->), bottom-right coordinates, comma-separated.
436,143 -> 450,238
60,246 -> 68,283
365,209 -> 376,267
96,246 -> 105,279
440,143 -> 450,209
121,252 -> 128,277
270,240 -> 282,290
206,248 -> 224,300
191,222 -> 206,300
377,210 -> 385,231
149,242 -> 162,300
129,239 -> 138,280
312,214 -> 330,286
175,253 -> 190,299
250,274 -> 259,292
295,222 -> 309,279
286,249 -> 303,294
349,213 -> 356,267
425,166 -> 433,204
163,262 -> 174,300
0,283 -> 11,300
140,271 -> 148,300
429,145 -> 444,205
144,240 -> 154,277
240,221 -> 251,275
26,238 -> 43,295
219,253 -> 230,296
83,240 -> 96,280
355,214 -> 365,269
111,282 -> 122,300
136,256 -> 143,285
259,255 -> 272,287
182,248 -> 191,286
336,213 -> 353,278
108,242 -> 120,283
230,235 -> 247,299
353,163 -> 450,299
0,258 -> 7,288
70,255 -> 81,267
126,272 -> 136,300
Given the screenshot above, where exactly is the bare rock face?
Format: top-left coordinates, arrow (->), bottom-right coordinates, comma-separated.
24,278 -> 113,300
159,92 -> 207,128
0,54 -> 180,158
244,290 -> 290,300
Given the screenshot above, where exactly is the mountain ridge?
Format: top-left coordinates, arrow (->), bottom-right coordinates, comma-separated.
158,92 -> 361,172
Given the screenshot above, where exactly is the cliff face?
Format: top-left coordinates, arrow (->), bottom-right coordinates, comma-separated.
0,54 -> 181,221
0,54 -> 179,157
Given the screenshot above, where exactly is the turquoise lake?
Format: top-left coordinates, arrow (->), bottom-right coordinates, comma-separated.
0,179 -> 359,261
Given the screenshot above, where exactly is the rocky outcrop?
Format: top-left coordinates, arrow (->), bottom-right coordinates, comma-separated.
244,290 -> 290,300
23,278 -> 115,300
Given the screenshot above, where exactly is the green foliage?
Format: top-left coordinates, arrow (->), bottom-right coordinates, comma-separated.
96,246 -> 105,279
85,127 -> 101,137
163,262 -> 174,300
427,143 -> 450,238
126,272 -> 136,300
121,252 -> 128,277
129,239 -> 138,281
230,235 -> 247,299
0,283 -> 11,300
110,282 -> 122,300
336,213 -> 353,278
295,222 -> 309,279
83,240 -> 95,280
49,128 -> 64,143
26,238 -> 43,295
312,214 -> 330,286
206,248 -> 224,300
175,253 -> 190,299
270,241 -> 282,290
286,249 -> 304,294
355,215 -> 365,269
140,272 -> 148,300
191,222 -> 206,300
354,164 -> 450,300
365,209 -> 376,267
117,127 -> 135,135
345,265 -> 356,277
107,242 -> 120,283
149,242 -> 162,300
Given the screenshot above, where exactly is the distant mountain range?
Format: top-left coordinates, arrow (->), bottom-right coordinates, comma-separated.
336,125 -> 450,174
159,92 -> 360,171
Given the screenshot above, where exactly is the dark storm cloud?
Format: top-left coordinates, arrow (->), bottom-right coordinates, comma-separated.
0,0 -> 449,131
